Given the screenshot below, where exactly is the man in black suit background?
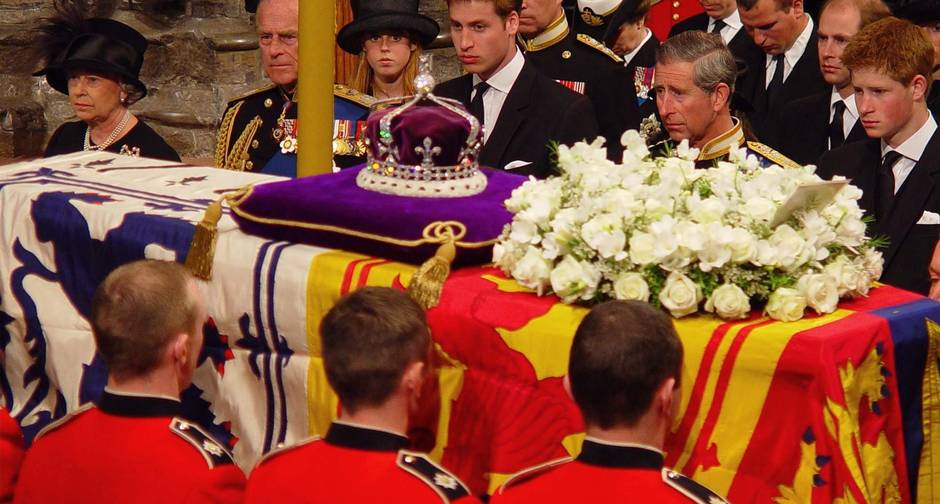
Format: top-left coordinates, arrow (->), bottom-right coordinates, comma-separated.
669,0 -> 765,94
777,0 -> 890,164
818,17 -> 938,295
895,0 -> 940,118
517,0 -> 641,159
604,0 -> 659,79
737,0 -> 827,144
436,0 -> 599,178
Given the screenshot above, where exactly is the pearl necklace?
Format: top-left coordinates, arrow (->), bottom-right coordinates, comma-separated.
83,110 -> 131,152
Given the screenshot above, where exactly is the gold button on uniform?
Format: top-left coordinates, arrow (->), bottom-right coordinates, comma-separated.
672,13 -> 680,20
562,50 -> 572,59
673,1 -> 680,7
264,98 -> 273,108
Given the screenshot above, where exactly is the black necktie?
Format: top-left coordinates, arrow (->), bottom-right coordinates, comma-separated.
469,82 -> 490,126
765,54 -> 785,111
711,19 -> 727,34
877,150 -> 903,222
828,100 -> 846,148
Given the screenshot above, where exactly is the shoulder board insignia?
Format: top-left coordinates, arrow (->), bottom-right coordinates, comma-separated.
746,141 -> 802,169
397,450 -> 471,502
576,33 -> 623,63
169,417 -> 235,468
252,436 -> 320,470
226,83 -> 278,105
496,456 -> 572,494
34,404 -> 93,441
334,84 -> 377,108
662,468 -> 729,504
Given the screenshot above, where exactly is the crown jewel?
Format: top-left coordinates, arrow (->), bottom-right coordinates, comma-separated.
357,55 -> 488,198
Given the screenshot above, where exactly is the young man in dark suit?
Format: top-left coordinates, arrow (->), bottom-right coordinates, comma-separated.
517,0 -> 640,159
817,17 -> 939,295
436,0 -> 599,178
777,0 -> 890,165
737,0 -> 828,145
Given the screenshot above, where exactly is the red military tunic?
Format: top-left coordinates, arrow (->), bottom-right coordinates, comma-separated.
246,421 -> 479,503
490,439 -> 728,503
647,0 -> 703,41
1,407 -> 23,502
13,390 -> 245,504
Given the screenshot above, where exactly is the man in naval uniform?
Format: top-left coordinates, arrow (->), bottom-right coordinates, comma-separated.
490,300 -> 729,503
519,0 -> 641,159
216,0 -> 373,175
246,288 -> 478,503
14,260 -> 245,503
651,31 -> 799,168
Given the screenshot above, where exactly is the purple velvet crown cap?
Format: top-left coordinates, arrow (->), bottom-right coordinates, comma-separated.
365,102 -> 482,169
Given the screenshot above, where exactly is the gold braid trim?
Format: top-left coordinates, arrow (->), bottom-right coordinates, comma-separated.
747,141 -> 801,169
215,102 -> 243,168
227,186 -> 495,249
576,33 -> 623,63
225,115 -> 263,172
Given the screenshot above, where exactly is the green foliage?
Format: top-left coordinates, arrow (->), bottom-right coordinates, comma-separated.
689,269 -> 720,298
644,267 -> 666,307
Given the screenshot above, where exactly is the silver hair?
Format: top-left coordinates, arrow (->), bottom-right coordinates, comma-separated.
656,31 -> 737,94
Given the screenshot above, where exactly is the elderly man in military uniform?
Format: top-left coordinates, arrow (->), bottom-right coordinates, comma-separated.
519,0 -> 641,159
216,0 -> 373,175
651,30 -> 798,168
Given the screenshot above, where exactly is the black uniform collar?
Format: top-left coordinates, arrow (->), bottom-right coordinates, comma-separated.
325,421 -> 409,452
576,438 -> 665,469
97,389 -> 181,418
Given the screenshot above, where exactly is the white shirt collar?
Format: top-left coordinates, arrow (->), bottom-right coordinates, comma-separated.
713,9 -> 742,31
881,114 -> 938,162
621,28 -> 653,66
473,48 -> 525,94
767,15 -> 813,73
829,87 -> 858,119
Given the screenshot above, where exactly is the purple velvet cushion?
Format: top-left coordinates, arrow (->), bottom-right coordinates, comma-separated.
230,165 -> 526,266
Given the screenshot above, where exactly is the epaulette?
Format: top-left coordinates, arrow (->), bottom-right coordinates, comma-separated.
169,417 -> 235,469
251,436 -> 320,470
226,83 -> 278,106
747,141 -> 801,169
334,84 -> 376,108
662,468 -> 730,504
34,404 -> 93,441
397,450 -> 472,502
576,33 -> 623,63
495,457 -> 572,494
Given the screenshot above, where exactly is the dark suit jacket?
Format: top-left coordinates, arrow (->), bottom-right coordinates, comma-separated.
745,29 -> 827,146
435,61 -> 599,179
778,91 -> 868,165
817,131 -> 940,294
624,32 -> 660,79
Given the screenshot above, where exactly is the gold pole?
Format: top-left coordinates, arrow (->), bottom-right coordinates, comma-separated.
297,0 -> 335,176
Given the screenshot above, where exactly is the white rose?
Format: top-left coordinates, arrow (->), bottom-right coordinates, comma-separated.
728,228 -> 757,263
674,221 -> 706,252
765,287 -> 808,322
863,248 -> 884,282
823,255 -> 860,296
613,272 -> 650,302
769,224 -> 811,270
688,196 -> 726,224
835,217 -> 867,247
629,231 -> 657,265
705,284 -> 751,320
659,271 -> 703,318
510,246 -> 553,294
550,256 -> 602,303
797,273 -> 839,314
745,197 -> 776,223
581,214 -> 627,259
848,266 -> 873,297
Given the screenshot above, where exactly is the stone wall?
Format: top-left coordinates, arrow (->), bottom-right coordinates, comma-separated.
0,0 -> 460,162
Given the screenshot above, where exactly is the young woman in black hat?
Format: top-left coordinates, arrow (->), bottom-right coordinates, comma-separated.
337,0 -> 440,99
34,10 -> 180,162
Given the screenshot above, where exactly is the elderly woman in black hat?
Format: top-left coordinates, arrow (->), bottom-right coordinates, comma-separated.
337,0 -> 440,99
34,13 -> 180,162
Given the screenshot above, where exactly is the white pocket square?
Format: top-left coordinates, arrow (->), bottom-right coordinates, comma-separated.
503,160 -> 532,171
917,211 -> 940,225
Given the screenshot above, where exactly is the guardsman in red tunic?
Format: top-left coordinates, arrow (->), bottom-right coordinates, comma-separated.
246,287 -> 478,503
13,260 -> 245,504
1,407 -> 23,502
490,300 -> 729,504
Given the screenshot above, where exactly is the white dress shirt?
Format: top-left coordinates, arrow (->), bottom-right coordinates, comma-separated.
829,88 -> 859,149
471,49 -> 525,143
765,15 -> 814,86
708,9 -> 743,46
621,28 -> 653,67
881,114 -> 938,194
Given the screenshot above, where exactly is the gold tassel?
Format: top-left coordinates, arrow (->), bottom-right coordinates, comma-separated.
185,198 -> 224,280
408,238 -> 456,310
